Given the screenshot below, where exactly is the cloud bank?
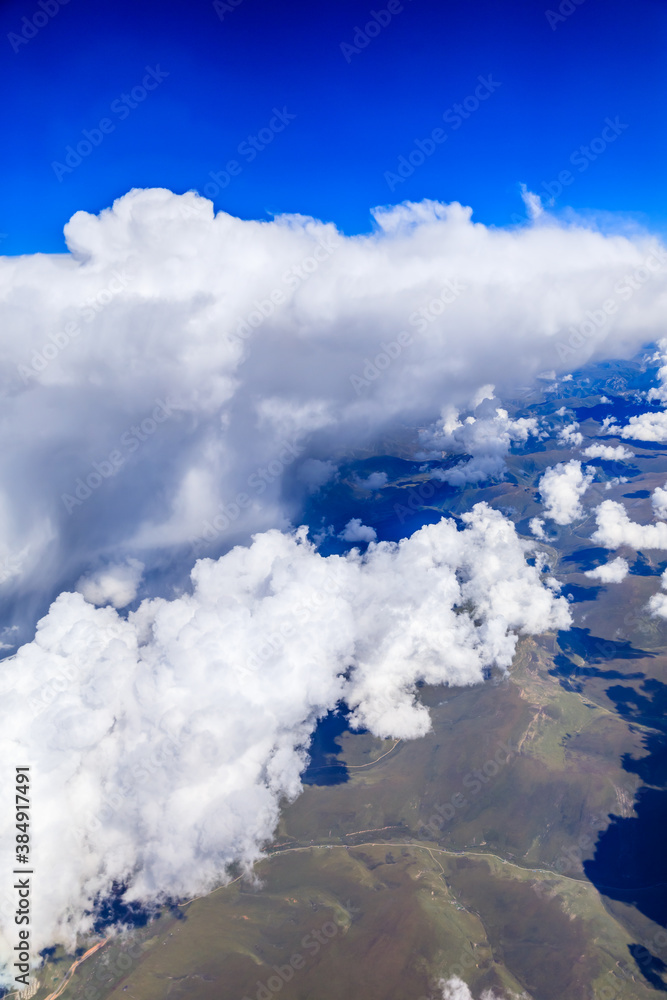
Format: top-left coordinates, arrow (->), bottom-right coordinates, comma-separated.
2,188 -> 667,642
0,505 -> 569,975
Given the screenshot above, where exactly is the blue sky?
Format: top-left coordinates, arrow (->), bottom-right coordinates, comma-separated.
1,0 -> 666,255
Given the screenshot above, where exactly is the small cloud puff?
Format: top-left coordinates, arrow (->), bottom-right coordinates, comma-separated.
529,517 -> 547,540
354,472 -> 388,491
339,518 -> 377,543
76,558 -> 144,608
538,460 -> 594,525
557,422 -> 583,447
582,443 -> 633,461
652,485 -> 667,520
648,569 -> 667,619
439,976 -> 522,1000
584,557 -> 629,583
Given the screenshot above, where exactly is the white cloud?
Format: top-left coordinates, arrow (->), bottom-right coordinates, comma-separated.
354,471 -> 388,490
339,518 -> 377,543
519,184 -> 543,222
582,443 -> 633,461
76,558 -> 144,608
423,407 -> 539,486
584,557 -> 629,583
647,338 -> 667,403
1,189 -> 667,642
538,460 -> 594,525
0,506 -> 569,976
557,422 -> 583,447
648,569 -> 667,618
607,410 -> 667,443
439,977 -> 516,1000
529,517 -> 546,540
2,187 -> 667,978
592,500 -> 667,550
652,485 -> 667,519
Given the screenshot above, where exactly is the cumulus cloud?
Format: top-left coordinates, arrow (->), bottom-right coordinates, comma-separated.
652,485 -> 667,519
3,187 -> 667,979
606,410 -> 667,443
592,500 -> 667,550
0,506 -> 569,976
537,460 -> 594,525
339,518 -> 377,543
439,977 -> 520,1000
76,558 -> 144,608
529,517 -> 546,540
354,472 -> 388,490
582,443 -> 633,461
421,407 -> 539,486
557,422 -> 583,447
2,189 -> 667,642
584,556 -> 629,583
647,339 -> 667,403
648,569 -> 667,618
604,344 -> 667,441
